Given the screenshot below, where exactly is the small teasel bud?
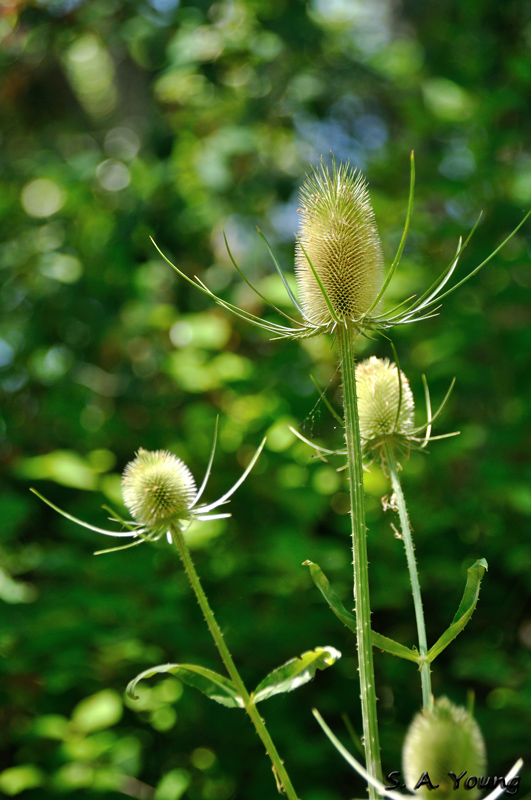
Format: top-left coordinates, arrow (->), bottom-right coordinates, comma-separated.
295,161 -> 384,327
355,356 -> 415,453
122,448 -> 197,529
402,697 -> 487,800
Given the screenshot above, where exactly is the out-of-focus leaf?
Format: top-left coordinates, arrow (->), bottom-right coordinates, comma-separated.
16,451 -> 98,490
71,689 -> 123,732
0,765 -> 44,795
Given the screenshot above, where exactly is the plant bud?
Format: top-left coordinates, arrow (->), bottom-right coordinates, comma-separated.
355,357 -> 415,451
402,697 -> 487,800
122,449 -> 197,529
295,161 -> 384,327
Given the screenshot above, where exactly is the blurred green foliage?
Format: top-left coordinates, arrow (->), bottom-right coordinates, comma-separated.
1,0 -> 531,797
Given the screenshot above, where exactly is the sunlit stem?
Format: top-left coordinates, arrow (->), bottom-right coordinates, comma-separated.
337,325 -> 382,795
384,446 -> 432,710
169,523 -> 300,800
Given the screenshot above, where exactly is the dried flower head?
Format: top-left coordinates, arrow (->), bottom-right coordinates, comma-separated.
295,161 -> 384,327
122,448 -> 197,529
356,357 -> 415,457
402,697 -> 486,800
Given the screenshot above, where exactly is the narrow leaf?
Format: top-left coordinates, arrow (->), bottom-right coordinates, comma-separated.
30,489 -> 141,538
256,228 -> 306,317
371,630 -> 420,664
126,663 -> 244,709
223,231 -> 300,324
364,149 -> 416,317
304,561 -> 419,663
309,374 -> 343,425
252,646 -> 341,704
427,558 -> 488,663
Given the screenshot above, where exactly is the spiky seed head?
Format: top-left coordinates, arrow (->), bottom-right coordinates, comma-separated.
403,697 -> 487,800
355,357 -> 415,452
121,449 -> 197,529
295,161 -> 384,327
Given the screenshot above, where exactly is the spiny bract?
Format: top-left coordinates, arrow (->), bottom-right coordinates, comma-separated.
122,448 -> 197,529
402,697 -> 487,800
356,356 -> 415,447
295,161 -> 384,327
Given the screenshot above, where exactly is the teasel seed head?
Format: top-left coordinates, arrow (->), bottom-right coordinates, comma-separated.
403,697 -> 487,800
355,356 -> 415,456
122,448 -> 197,529
295,161 -> 384,327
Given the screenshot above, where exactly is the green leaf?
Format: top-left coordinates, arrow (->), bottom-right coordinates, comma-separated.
427,558 -> 488,663
0,765 -> 44,796
371,630 -> 420,663
252,646 -> 341,704
71,689 -> 123,732
126,663 -> 244,709
304,560 -> 419,663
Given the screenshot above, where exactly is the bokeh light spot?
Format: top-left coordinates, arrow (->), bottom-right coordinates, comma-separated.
96,160 -> 131,191
21,179 -> 66,218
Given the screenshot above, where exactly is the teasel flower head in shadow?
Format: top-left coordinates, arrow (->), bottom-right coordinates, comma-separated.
151,154 -> 530,343
402,697 -> 486,800
31,421 -> 265,554
313,707 -> 522,800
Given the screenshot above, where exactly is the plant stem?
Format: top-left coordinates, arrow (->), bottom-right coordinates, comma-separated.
337,325 -> 382,795
385,445 -> 432,710
169,523 -> 300,800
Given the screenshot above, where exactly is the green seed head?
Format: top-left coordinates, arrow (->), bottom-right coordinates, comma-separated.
295,161 -> 384,327
355,357 -> 415,453
121,448 -> 197,529
403,697 -> 487,800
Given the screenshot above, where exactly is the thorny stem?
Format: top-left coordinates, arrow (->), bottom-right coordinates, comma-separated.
337,325 -> 382,796
385,446 -> 432,710
169,523 -> 301,800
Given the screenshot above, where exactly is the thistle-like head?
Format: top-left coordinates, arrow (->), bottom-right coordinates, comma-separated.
402,697 -> 486,800
355,356 -> 415,459
295,161 -> 384,328
122,448 -> 197,529
32,426 -> 266,555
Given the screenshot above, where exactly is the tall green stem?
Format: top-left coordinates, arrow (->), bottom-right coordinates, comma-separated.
385,446 -> 432,710
337,325 -> 381,794
169,523 -> 300,800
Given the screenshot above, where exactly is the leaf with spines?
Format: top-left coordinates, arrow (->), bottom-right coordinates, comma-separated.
126,663 -> 244,709
427,558 -> 488,663
251,646 -> 341,704
304,561 -> 419,663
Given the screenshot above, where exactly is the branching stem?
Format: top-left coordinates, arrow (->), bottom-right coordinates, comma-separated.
169,524 -> 300,800
385,446 -> 432,709
337,325 -> 382,795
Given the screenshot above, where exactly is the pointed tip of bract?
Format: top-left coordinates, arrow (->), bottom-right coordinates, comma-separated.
121,449 -> 197,529
295,160 -> 384,328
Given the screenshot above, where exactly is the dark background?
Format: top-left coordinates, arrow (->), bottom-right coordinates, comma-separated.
1,0 -> 531,797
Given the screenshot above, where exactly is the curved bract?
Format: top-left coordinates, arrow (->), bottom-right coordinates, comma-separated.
31,422 -> 266,555
152,153 -> 531,343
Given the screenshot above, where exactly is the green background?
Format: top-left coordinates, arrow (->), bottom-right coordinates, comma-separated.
1,0 -> 530,797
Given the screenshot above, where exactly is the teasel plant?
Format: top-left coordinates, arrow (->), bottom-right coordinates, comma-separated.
151,153 -> 529,796
295,356 -> 460,706
32,424 -> 342,800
